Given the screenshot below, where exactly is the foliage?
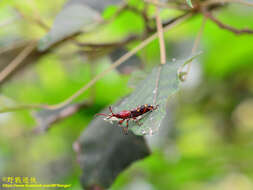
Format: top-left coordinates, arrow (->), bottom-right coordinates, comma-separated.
0,0 -> 253,190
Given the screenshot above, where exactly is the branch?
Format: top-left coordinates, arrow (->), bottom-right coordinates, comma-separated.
0,41 -> 28,55
202,0 -> 253,7
14,6 -> 49,30
0,41 -> 37,83
204,11 -> 253,34
43,13 -> 191,110
178,16 -> 206,81
75,13 -> 190,49
154,0 -> 166,64
33,102 -> 91,134
0,13 -> 191,113
144,0 -> 189,10
0,16 -> 20,28
153,65 -> 162,105
0,104 -> 46,114
162,13 -> 190,27
75,35 -> 140,48
186,16 -> 206,72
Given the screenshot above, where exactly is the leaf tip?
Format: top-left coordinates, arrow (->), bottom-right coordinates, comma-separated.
186,0 -> 194,8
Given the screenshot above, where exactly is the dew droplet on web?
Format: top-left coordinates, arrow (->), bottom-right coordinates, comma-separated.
172,58 -> 176,62
153,89 -> 156,94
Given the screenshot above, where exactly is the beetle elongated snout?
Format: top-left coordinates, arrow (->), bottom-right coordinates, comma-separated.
154,105 -> 159,110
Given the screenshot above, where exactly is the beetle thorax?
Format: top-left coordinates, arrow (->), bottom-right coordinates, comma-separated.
115,110 -> 131,119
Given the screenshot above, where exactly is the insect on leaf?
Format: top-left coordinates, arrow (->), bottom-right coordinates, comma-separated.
76,104 -> 150,189
113,63 -> 179,135
113,55 -> 200,136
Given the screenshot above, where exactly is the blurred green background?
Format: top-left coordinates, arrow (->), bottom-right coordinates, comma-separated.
0,0 -> 253,189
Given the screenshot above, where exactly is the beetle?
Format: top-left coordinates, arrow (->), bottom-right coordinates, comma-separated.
96,104 -> 158,134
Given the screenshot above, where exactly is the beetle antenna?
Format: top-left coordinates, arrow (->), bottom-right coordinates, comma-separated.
95,113 -> 110,117
109,106 -> 113,114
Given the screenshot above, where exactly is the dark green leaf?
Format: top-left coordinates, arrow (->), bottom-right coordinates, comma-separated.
76,107 -> 150,189
33,102 -> 89,133
38,4 -> 101,51
65,0 -> 122,12
127,69 -> 148,88
114,62 -> 180,135
113,55 -> 200,136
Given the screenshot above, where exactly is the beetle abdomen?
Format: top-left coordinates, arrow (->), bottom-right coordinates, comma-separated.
130,104 -> 154,118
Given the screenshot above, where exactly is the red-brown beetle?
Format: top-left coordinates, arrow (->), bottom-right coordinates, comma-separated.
96,104 -> 158,134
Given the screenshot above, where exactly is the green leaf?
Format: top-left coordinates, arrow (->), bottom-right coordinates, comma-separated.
113,62 -> 180,136
186,0 -> 193,8
182,52 -> 202,67
127,69 -> 148,88
33,102 -> 89,133
76,105 -> 150,189
111,55 -> 200,136
38,4 -> 101,51
67,0 -> 122,13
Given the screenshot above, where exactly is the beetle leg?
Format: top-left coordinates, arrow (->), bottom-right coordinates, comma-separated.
117,119 -> 125,131
109,106 -> 114,114
118,119 -> 124,125
123,119 -> 129,135
117,119 -> 128,135
133,118 -> 142,126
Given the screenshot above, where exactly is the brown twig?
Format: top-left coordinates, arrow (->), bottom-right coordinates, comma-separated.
203,11 -> 253,34
0,104 -> 44,113
43,13 -> 190,110
88,61 -> 96,103
186,16 -> 207,72
202,0 -> 253,7
0,16 -> 20,28
75,12 -> 190,50
178,16 -> 206,81
14,6 -> 49,30
162,12 -> 191,27
0,41 -> 29,55
144,0 -> 189,10
33,102 -> 91,134
75,35 -> 140,48
153,65 -> 162,105
154,0 -> 167,65
0,41 -> 37,83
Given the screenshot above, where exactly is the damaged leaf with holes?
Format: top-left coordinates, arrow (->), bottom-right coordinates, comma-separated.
76,106 -> 150,189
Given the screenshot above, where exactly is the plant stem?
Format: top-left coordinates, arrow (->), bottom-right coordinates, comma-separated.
154,0 -> 167,65
0,13 -> 191,113
0,41 -> 37,83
